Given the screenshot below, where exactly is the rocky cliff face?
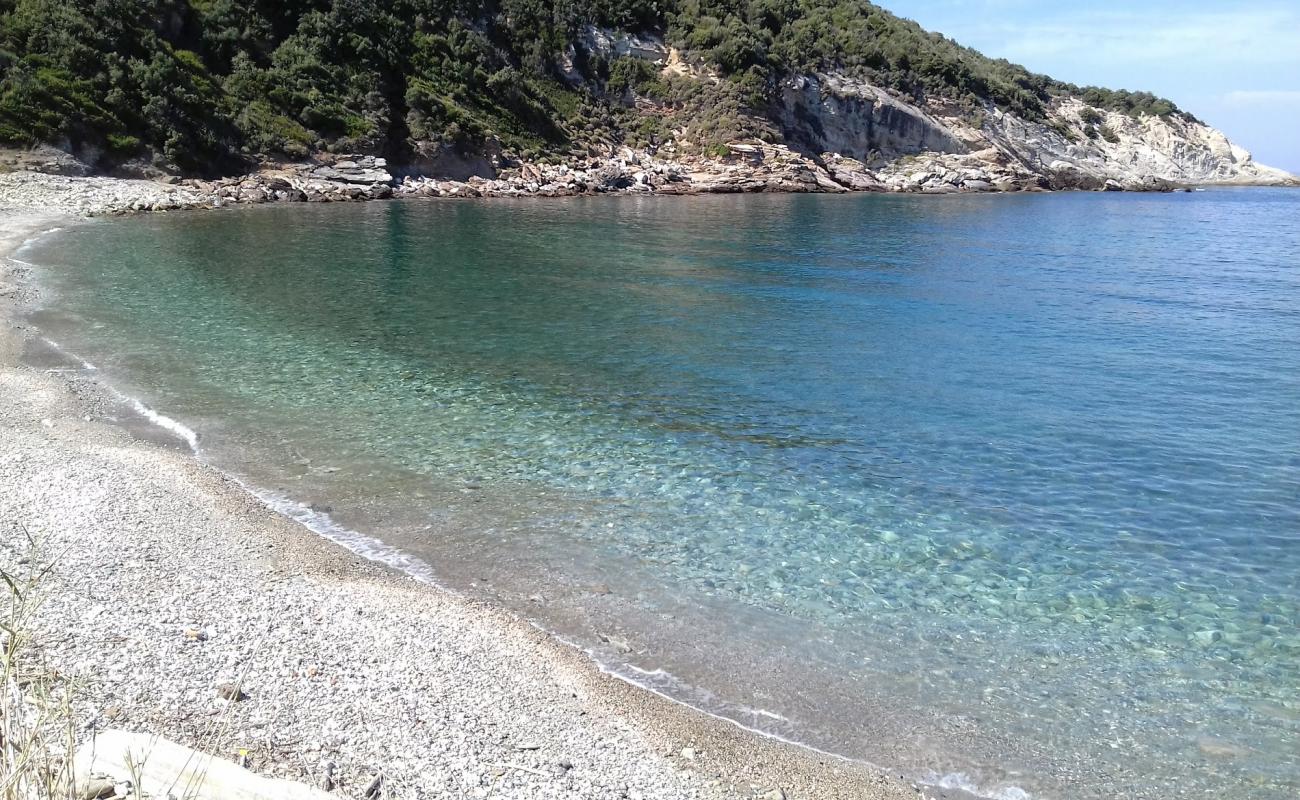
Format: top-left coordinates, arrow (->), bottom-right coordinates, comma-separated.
769,72 -> 1294,191
979,97 -> 1294,187
775,74 -> 967,162
486,27 -> 1296,193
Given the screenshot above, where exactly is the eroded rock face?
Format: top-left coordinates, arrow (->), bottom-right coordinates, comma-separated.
948,98 -> 1294,189
0,144 -> 94,176
578,25 -> 669,63
766,70 -> 1293,190
776,74 -> 968,162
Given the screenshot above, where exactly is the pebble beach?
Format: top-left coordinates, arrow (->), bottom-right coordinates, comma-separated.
0,176 -> 927,800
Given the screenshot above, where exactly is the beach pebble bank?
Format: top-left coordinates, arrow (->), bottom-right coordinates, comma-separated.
0,171 -> 209,215
0,371 -> 711,799
1,139 -> 1082,222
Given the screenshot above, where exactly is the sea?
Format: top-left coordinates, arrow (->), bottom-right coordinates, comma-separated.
18,188 -> 1300,800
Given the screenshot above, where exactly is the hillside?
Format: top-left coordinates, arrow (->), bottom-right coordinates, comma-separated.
0,0 -> 1292,189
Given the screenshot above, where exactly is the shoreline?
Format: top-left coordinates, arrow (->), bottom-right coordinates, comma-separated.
1,195 -> 933,797
3,146 -> 1296,223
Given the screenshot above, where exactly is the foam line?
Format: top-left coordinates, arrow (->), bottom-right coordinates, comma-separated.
238,482 -> 445,588
24,328 -> 1031,800
35,336 -> 198,453
124,397 -> 200,451
925,772 -> 1033,800
10,225 -> 68,263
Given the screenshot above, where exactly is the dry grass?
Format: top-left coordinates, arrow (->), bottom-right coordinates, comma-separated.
1,528 -> 78,800
0,527 -> 271,800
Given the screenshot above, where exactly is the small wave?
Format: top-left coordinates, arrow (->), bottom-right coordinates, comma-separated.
28,332 -> 449,592
240,483 -> 444,588
37,337 -> 98,371
596,657 -> 1036,800
622,664 -> 792,721
11,225 -> 69,262
580,651 -> 858,760
925,771 -> 1032,800
37,337 -> 196,450
125,397 -> 199,452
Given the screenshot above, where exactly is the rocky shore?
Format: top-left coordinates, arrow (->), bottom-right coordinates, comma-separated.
0,204 -> 937,800
5,121 -> 1293,220
0,148 -> 1208,220
2,146 -> 866,214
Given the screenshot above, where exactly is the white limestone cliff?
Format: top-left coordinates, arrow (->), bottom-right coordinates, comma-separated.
776,73 -> 1295,191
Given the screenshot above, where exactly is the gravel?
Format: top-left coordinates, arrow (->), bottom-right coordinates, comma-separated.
1,181 -> 926,800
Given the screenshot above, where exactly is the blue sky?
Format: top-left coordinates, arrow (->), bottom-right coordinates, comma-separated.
881,1 -> 1300,173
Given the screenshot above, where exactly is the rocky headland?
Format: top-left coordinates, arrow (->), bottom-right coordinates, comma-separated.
2,108 -> 1294,220
4,23 -> 1295,215
3,1 -> 1297,221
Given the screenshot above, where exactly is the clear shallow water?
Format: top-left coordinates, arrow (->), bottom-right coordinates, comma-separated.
22,190 -> 1300,799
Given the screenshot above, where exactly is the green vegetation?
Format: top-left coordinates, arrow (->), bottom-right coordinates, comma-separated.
1078,87 -> 1191,121
1078,107 -> 1103,126
0,0 -> 1194,173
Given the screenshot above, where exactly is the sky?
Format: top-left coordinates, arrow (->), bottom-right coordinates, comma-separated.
880,0 -> 1300,173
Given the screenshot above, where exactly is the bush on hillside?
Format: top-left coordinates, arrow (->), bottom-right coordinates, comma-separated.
0,0 -> 1193,171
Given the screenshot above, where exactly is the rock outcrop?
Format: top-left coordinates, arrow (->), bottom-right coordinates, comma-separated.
977,97 -> 1294,187
304,155 -> 393,186
768,72 -> 1294,192
776,74 -> 968,163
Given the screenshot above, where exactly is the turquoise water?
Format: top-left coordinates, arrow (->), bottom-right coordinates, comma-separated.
22,190 -> 1300,799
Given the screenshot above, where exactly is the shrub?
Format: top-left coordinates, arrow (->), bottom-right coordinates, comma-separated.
606,57 -> 665,99
1048,119 -> 1076,142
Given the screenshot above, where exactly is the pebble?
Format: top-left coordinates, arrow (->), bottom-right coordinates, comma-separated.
216,681 -> 246,702
1196,736 -> 1251,758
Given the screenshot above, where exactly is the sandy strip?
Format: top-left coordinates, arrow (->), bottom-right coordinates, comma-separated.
0,188 -> 926,800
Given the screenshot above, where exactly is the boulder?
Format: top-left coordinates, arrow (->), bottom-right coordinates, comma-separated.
75,730 -> 333,800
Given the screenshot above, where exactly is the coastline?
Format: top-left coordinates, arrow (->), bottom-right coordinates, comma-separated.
1,196 -> 931,797
3,140 -> 1294,222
